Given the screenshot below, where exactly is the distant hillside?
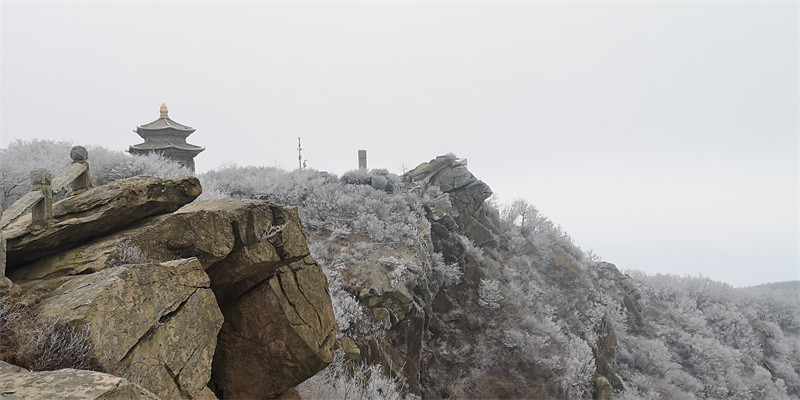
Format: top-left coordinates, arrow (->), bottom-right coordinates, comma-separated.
749,281 -> 800,292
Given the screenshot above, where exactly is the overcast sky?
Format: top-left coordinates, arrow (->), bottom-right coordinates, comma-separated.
1,1 -> 797,287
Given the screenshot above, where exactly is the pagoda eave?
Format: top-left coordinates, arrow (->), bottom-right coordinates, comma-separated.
129,144 -> 205,156
135,127 -> 196,140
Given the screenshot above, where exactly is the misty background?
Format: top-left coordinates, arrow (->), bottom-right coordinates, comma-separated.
1,2 -> 797,287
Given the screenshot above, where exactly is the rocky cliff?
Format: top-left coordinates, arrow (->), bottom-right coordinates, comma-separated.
0,176 -> 337,399
287,155 -> 636,399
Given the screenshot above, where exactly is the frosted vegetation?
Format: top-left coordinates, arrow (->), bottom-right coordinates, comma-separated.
616,274 -> 799,399
0,139 -> 189,209
298,350 -> 416,400
1,139 -> 797,399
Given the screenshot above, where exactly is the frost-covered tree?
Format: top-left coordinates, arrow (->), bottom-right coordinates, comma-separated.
0,139 -> 190,208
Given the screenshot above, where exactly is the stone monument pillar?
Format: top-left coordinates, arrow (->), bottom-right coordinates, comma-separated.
358,150 -> 367,170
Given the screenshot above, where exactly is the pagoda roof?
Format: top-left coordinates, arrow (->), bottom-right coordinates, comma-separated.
137,117 -> 195,132
136,103 -> 196,133
129,142 -> 205,153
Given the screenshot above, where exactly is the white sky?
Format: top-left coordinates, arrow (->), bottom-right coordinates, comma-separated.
1,1 -> 797,287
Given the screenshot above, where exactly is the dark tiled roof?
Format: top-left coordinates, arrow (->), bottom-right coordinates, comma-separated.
137,117 -> 195,132
129,142 -> 205,153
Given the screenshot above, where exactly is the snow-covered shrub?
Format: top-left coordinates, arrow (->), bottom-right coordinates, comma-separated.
111,241 -> 148,265
341,168 -> 401,193
0,296 -> 94,371
297,350 -> 417,400
199,165 -> 426,246
478,279 -> 503,310
195,188 -> 229,201
87,146 -> 190,185
0,139 -> 190,208
432,252 -> 462,285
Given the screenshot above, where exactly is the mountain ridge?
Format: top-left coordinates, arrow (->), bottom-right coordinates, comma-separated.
1,141 -> 797,399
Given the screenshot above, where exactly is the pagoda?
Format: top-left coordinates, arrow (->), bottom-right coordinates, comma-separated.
129,103 -> 204,171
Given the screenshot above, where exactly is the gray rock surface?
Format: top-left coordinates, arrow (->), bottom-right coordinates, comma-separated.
211,259 -> 337,399
0,361 -> 159,400
7,184 -> 338,399
35,258 -> 223,399
10,208 -> 235,283
3,176 -> 201,266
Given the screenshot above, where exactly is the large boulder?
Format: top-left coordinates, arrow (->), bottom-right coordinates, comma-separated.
9,208 -> 235,283
9,195 -> 338,399
10,199 -> 308,287
3,176 -> 202,266
0,361 -> 159,400
35,258 -> 223,399
178,199 -> 309,302
211,258 -> 337,399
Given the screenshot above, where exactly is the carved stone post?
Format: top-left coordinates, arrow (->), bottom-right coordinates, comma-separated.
0,208 -> 6,279
358,150 -> 367,170
70,146 -> 91,192
30,169 -> 53,232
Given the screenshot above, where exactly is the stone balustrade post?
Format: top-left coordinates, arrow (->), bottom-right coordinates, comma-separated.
70,146 -> 91,192
30,169 -> 53,231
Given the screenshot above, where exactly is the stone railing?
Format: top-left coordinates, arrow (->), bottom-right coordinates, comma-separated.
0,146 -> 92,231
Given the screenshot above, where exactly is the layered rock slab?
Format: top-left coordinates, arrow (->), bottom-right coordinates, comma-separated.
10,207 -> 235,283
0,361 -> 159,400
211,259 -> 337,399
35,258 -> 223,399
11,198 -> 307,286
3,176 -> 201,266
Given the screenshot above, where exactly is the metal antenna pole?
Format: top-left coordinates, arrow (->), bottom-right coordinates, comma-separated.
297,137 -> 303,170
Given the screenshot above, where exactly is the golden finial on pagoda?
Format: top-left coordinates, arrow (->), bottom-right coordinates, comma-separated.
160,103 -> 168,118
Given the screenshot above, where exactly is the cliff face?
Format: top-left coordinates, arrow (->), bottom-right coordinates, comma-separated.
0,176 -> 337,399
310,155 -> 798,400
405,156 -> 629,398
296,155 -> 635,398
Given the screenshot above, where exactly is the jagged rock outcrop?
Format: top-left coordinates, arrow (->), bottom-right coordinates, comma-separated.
3,176 -> 201,266
212,259 -> 337,399
0,361 -> 159,400
2,178 -> 337,399
593,317 -> 623,391
34,258 -> 222,399
405,155 -> 499,247
595,261 -> 643,330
